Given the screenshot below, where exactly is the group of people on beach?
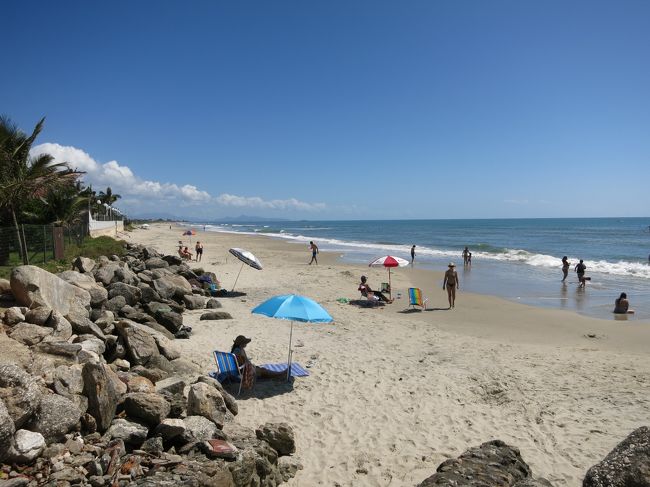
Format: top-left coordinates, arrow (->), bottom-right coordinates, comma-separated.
177,240 -> 204,262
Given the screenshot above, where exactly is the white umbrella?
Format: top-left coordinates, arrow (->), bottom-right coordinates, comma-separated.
229,248 -> 263,291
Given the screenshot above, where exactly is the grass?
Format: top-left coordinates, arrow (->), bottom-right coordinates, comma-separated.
0,235 -> 126,279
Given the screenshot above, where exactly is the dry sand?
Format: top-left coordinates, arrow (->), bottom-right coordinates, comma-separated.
126,223 -> 650,486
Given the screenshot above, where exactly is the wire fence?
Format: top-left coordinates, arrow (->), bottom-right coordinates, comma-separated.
0,223 -> 88,271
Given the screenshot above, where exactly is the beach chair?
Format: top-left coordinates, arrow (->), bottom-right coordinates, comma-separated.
380,282 -> 391,293
212,350 -> 246,395
407,288 -> 428,310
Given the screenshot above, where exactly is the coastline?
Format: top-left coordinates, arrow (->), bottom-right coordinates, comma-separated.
125,223 -> 650,486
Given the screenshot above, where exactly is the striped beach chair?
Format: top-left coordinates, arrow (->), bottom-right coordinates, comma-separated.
212,351 -> 246,395
408,288 -> 428,310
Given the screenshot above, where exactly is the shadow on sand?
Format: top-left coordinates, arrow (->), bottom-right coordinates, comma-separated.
223,378 -> 296,400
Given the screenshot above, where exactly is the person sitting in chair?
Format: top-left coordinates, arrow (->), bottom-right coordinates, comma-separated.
231,336 -> 286,384
358,275 -> 391,303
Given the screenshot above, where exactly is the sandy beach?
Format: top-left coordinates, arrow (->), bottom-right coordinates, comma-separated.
126,223 -> 650,486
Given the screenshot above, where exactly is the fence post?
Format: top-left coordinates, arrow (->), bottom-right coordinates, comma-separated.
53,227 -> 65,260
21,224 -> 29,265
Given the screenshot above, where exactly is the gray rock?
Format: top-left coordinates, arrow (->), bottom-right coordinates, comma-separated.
183,294 -> 206,310
141,436 -> 164,454
11,265 -> 90,317
0,398 -> 16,462
104,295 -> 127,314
4,307 -> 25,325
93,263 -> 121,286
154,309 -> 184,334
115,320 -> 160,366
8,429 -> 45,463
82,362 -> 118,432
77,336 -> 107,356
123,392 -> 170,425
125,375 -> 155,393
154,418 -> 186,441
154,334 -> 181,360
155,377 -> 187,396
137,284 -> 161,304
182,415 -> 219,442
113,359 -> 130,371
107,282 -> 142,306
195,376 -> 238,416
67,312 -> 106,340
417,440 -> 532,487
256,423 -> 296,456
8,323 -> 52,346
105,418 -> 149,445
28,393 -> 82,442
93,310 -> 115,330
583,426 -> 650,487
46,310 -> 73,340
145,257 -> 169,269
152,275 -> 192,301
200,311 -> 233,320
24,307 -> 52,326
72,256 -> 96,273
0,364 -> 42,429
187,382 -> 227,429
162,255 -> 183,266
53,364 -> 85,397
0,278 -> 11,295
515,479 -> 554,487
131,365 -> 169,383
114,266 -> 139,286
58,270 -> 107,308
205,298 -> 222,309
35,340 -> 81,357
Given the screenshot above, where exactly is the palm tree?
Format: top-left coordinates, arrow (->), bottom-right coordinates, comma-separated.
98,186 -> 121,206
0,116 -> 82,264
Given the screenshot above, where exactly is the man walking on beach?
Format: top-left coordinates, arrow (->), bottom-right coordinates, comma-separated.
443,262 -> 459,309
411,245 -> 416,264
309,241 -> 319,265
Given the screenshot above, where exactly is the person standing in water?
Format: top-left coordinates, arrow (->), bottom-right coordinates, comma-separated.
575,259 -> 587,288
443,262 -> 460,309
561,256 -> 570,281
410,245 -> 416,264
462,247 -> 470,266
309,241 -> 319,265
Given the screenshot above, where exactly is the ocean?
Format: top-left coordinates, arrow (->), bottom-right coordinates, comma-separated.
198,218 -> 650,320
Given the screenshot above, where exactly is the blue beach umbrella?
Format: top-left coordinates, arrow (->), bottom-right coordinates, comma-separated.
252,294 -> 333,380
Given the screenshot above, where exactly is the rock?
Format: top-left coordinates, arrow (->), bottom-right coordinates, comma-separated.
144,301 -> 172,315
187,383 -> 228,429
103,363 -> 127,396
72,256 -> 96,273
0,398 -> 16,462
0,364 -> 42,429
200,311 -> 233,320
256,423 -> 296,456
0,278 -> 11,295
205,298 -> 222,309
67,312 -> 106,340
46,311 -> 73,340
107,282 -> 142,306
154,335 -> 181,360
417,440 -> 532,487
183,294 -> 206,310
105,418 -> 149,445
155,377 -> 187,396
53,364 -> 85,397
76,336 -> 107,356
131,365 -> 169,383
3,307 -> 25,325
141,436 -> 164,454
58,270 -> 107,308
113,358 -> 130,371
154,309 -> 184,334
93,263 -> 121,286
123,393 -> 170,425
583,426 -> 650,487
11,265 -> 90,317
154,418 -> 186,441
515,479 -> 554,487
82,362 -> 118,432
28,393 -> 82,442
35,340 -> 81,357
8,323 -> 52,346
104,295 -> 127,314
93,311 -> 115,333
126,376 -> 155,393
113,266 -> 139,286
137,283 -> 161,304
8,429 -> 45,463
162,255 -> 183,266
182,415 -> 219,442
115,320 -> 160,366
24,307 -> 52,326
195,376 -> 238,416
152,275 -> 192,300
145,257 -> 169,269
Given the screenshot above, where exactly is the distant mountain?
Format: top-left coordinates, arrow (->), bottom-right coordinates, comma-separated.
216,215 -> 291,222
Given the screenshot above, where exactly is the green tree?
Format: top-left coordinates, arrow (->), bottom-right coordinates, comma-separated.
0,116 -> 82,264
98,186 -> 121,206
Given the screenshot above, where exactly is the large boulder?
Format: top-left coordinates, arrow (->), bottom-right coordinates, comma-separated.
93,263 -> 121,286
53,364 -> 85,397
24,307 -> 52,326
66,312 -> 106,340
46,311 -> 73,340
72,256 -> 96,273
182,415 -> 220,442
0,398 -> 15,462
28,393 -> 82,442
58,270 -> 107,308
104,295 -> 127,314
82,362 -> 118,432
115,320 -> 160,366
584,426 -> 650,487
108,282 -> 142,306
200,311 -> 233,321
0,364 -> 42,429
187,382 -> 228,429
114,266 -> 139,286
145,257 -> 169,269
8,429 -> 45,463
3,307 -> 25,325
256,423 -> 296,456
9,323 -> 52,346
152,275 -> 192,300
10,265 -> 90,317
183,294 -> 206,310
154,309 -> 184,334
195,376 -> 238,416
417,440 -> 533,487
105,418 -> 149,445
123,392 -> 170,425
154,418 -> 186,441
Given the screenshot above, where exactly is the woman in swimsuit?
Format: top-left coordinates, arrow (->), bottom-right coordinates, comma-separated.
443,262 -> 459,309
561,256 -> 570,282
231,336 -> 286,383
613,293 -> 635,314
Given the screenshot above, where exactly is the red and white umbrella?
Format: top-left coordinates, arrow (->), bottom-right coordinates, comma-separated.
368,255 -> 409,299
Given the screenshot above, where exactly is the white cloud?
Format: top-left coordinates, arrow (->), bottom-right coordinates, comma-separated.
30,142 -> 325,215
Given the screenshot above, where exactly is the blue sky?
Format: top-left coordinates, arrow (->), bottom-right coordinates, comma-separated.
4,1 -> 649,220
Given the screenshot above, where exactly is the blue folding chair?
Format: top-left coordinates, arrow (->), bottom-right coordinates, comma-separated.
212,350 -> 246,395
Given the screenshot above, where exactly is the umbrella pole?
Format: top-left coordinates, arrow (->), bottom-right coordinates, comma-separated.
388,268 -> 392,300
231,263 -> 244,292
287,321 -> 294,382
